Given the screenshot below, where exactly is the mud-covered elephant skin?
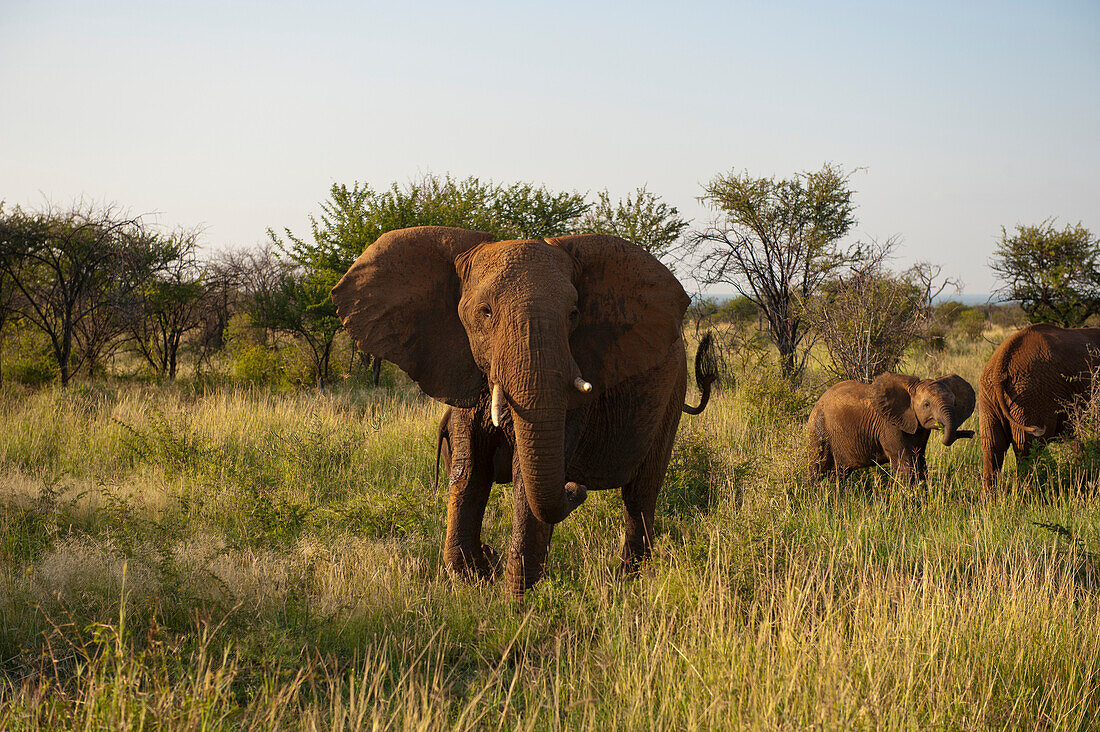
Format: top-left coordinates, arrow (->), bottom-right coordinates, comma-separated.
806,372 -> 976,484
437,406 -> 513,489
979,323 -> 1100,489
332,226 -> 716,598
433,405 -> 513,578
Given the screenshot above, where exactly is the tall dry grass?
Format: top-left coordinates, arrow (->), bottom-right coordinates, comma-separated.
1,328 -> 1098,729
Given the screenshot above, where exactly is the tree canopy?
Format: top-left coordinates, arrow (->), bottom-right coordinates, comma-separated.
581,186 -> 688,268
273,174 -> 591,279
685,163 -> 859,379
990,220 -> 1099,327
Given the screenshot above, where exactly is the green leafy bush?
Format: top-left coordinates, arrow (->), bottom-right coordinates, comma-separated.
10,352 -> 56,385
232,343 -> 286,385
661,428 -> 720,518
954,308 -> 986,340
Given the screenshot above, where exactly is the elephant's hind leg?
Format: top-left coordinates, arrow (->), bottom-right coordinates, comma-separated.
805,409 -> 835,482
807,436 -> 833,481
620,405 -> 681,575
979,398 -> 1010,491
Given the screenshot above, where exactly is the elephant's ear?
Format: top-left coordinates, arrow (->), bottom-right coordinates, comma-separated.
546,234 -> 689,391
871,372 -> 921,434
331,226 -> 491,407
939,374 -> 976,422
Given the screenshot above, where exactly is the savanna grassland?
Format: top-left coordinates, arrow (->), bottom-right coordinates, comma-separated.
1,329 -> 1099,730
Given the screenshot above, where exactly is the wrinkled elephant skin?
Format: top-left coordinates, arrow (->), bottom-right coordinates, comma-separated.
806,372 -> 976,485
332,227 -> 715,598
979,323 -> 1100,489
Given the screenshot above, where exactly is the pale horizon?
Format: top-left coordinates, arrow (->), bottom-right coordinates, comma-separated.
2,1 -> 1097,295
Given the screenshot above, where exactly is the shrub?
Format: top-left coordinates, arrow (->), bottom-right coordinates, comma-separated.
954,308 -> 987,340
4,323 -> 57,386
661,427 -> 720,518
1066,361 -> 1100,462
805,246 -> 928,382
232,343 -> 286,385
10,352 -> 56,386
740,366 -> 817,423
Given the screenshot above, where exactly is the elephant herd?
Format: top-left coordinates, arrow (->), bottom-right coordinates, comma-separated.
811,322 -> 1100,490
332,226 -> 1099,599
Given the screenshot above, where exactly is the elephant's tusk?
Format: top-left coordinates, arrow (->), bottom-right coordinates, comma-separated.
491,383 -> 506,427
573,377 -> 593,393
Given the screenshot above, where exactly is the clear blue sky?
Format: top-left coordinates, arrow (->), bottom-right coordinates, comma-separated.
2,0 -> 1097,295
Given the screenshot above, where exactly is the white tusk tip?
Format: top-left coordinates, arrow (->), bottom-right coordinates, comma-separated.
574,378 -> 593,393
490,382 -> 505,427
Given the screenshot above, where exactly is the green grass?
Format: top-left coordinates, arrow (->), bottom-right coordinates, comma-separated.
1,330 -> 1099,729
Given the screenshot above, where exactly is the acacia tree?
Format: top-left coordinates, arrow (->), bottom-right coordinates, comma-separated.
192,246 -> 287,369
990,220 -> 1099,327
276,174 -> 591,283
580,185 -> 688,269
685,163 -> 858,379
126,228 -> 207,379
0,201 -> 155,384
250,264 -> 342,387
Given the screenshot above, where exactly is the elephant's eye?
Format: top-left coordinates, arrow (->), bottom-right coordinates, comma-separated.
478,305 -> 492,320
569,307 -> 579,324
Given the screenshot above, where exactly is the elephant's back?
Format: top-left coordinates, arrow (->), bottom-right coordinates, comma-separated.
983,324 -> 1100,386
981,323 -> 1100,431
816,379 -> 872,407
809,380 -> 883,468
811,380 -> 875,430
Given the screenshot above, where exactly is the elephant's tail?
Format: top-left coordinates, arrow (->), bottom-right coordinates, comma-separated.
998,371 -> 1049,437
683,331 -> 720,415
434,411 -> 450,490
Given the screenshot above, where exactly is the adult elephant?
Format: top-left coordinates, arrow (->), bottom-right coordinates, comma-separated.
979,323 -> 1100,489
331,226 -> 716,598
806,372 -> 975,484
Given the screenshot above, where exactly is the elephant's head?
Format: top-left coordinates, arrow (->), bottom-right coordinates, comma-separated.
330,226 -> 688,524
872,372 -> 976,446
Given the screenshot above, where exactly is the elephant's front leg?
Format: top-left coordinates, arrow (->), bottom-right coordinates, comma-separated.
894,448 -> 922,486
887,449 -> 914,486
444,435 -> 499,580
505,465 -> 554,600
620,478 -> 659,575
915,449 -> 929,484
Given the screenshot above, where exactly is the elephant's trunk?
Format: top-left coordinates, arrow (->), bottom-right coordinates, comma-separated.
496,316 -> 585,525
510,405 -> 584,524
939,405 -> 961,446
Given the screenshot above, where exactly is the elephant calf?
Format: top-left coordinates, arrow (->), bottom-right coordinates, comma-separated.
806,372 -> 976,484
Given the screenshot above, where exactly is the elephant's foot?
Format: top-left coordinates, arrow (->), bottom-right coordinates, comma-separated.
505,544 -> 552,601
444,543 -> 501,581
617,546 -> 650,578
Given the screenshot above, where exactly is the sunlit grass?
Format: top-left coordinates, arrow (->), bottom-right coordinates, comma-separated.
1,330 -> 1099,729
